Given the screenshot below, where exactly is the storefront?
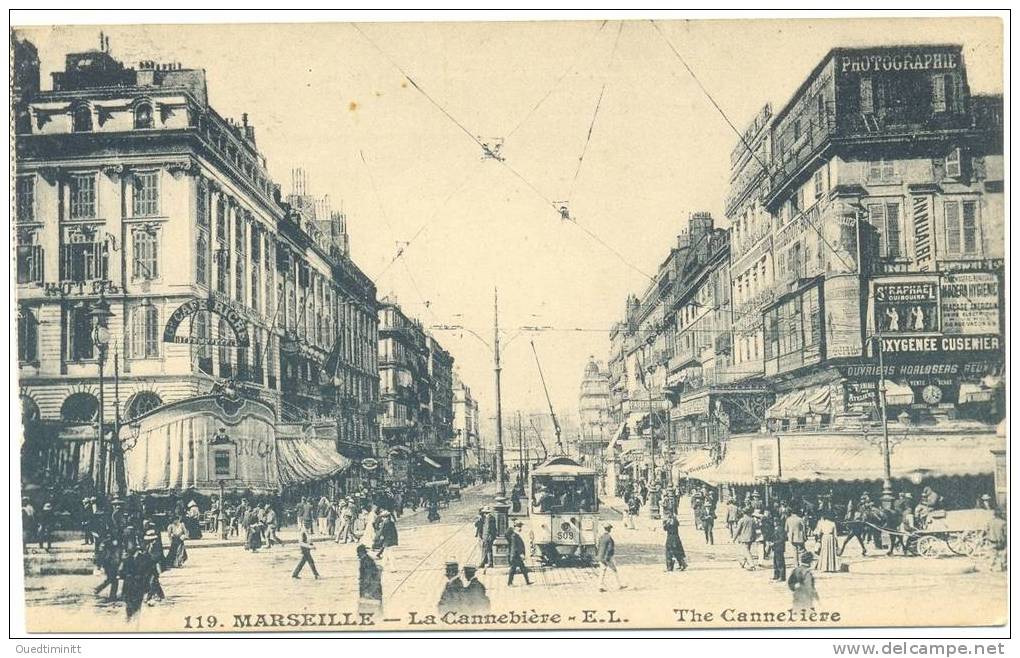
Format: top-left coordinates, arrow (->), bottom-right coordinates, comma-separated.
275,423 -> 353,500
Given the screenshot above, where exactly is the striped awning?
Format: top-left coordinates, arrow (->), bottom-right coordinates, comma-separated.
276,438 -> 352,486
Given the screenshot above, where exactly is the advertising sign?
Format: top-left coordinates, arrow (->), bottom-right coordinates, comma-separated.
825,275 -> 862,358
751,437 -> 780,479
878,334 -> 1001,356
940,272 -> 1000,335
872,277 -> 940,334
163,297 -> 251,347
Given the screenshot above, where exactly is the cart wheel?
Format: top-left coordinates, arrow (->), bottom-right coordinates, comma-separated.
947,531 -> 979,556
916,535 -> 941,558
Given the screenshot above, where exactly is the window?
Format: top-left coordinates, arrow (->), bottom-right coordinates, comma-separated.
16,230 -> 43,285
65,303 -> 96,361
16,176 -> 35,222
197,183 -> 209,228
868,159 -> 895,181
235,213 -> 245,253
813,170 -> 824,200
72,105 -> 93,132
944,200 -> 979,255
132,228 -> 159,280
817,94 -> 825,121
251,267 -> 260,311
69,174 -> 97,219
196,232 -> 208,286
793,119 -> 801,142
131,304 -> 159,359
860,77 -> 874,114
867,202 -> 904,258
132,171 -> 160,216
216,198 -> 227,240
61,393 -> 99,423
61,230 -> 108,281
218,318 -> 232,376
215,249 -> 229,294
194,310 -> 213,373
945,148 -> 962,178
931,74 -> 955,113
126,391 -> 162,419
134,103 -> 154,129
18,307 -> 39,363
235,259 -> 245,303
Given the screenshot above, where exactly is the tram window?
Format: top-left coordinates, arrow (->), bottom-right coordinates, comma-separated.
531,476 -> 598,513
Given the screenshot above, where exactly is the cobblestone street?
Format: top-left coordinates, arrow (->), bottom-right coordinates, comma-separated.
24,484 -> 1007,632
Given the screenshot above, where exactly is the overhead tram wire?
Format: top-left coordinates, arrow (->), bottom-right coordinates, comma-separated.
647,19 -> 857,275
504,20 -> 611,140
354,20 -> 656,284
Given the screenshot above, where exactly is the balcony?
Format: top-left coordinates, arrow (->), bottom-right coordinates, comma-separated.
59,242 -> 109,282
16,245 -> 44,284
380,417 -> 414,431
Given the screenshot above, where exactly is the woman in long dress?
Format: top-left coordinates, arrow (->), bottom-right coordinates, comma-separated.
352,506 -> 370,546
167,516 -> 188,568
814,512 -> 840,572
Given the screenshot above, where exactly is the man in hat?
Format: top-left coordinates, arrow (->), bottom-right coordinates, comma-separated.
374,510 -> 399,569
839,495 -> 870,557
142,526 -> 166,604
461,565 -> 490,613
478,506 -> 497,572
438,561 -> 465,614
506,520 -> 531,586
292,523 -> 321,579
36,501 -> 54,552
94,533 -> 123,601
597,523 -> 626,591
663,510 -> 687,572
734,507 -> 758,570
357,544 -> 383,616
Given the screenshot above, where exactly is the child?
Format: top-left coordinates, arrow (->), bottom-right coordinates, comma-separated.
787,551 -> 819,611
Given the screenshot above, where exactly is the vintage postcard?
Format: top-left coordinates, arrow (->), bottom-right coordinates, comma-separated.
11,15 -> 1007,635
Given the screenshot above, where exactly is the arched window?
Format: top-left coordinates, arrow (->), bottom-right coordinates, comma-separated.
21,395 -> 40,424
134,102 -> 154,129
72,104 -> 93,132
125,391 -> 162,420
61,393 -> 100,423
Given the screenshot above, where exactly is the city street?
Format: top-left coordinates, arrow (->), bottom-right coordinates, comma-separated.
24,484 -> 1006,632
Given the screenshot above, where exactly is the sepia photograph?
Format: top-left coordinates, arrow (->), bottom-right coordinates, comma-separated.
8,9 -> 1009,641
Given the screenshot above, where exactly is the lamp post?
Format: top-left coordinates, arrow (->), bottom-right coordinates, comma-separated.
870,333 -> 895,509
90,296 -> 114,497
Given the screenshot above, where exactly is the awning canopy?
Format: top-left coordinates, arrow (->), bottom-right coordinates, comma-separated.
421,455 -> 443,469
696,431 -> 1004,485
276,438 -> 352,487
882,380 -> 915,406
672,449 -> 713,477
765,390 -> 807,420
959,382 -> 994,404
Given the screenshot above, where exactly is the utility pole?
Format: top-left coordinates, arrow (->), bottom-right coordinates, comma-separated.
491,287 -> 511,564
516,411 -> 525,480
874,333 -> 894,509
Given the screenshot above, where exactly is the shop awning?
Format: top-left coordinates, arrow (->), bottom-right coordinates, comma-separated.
765,390 -> 807,420
697,431 -> 1004,485
276,438 -> 352,486
959,383 -> 993,404
881,380 -> 915,406
672,449 -> 713,477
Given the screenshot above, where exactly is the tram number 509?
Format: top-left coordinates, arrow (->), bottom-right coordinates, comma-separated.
556,527 -> 576,542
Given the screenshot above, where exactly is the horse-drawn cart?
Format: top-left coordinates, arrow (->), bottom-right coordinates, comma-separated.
908,509 -> 994,558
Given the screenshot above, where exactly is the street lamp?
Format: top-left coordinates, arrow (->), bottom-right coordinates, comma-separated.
90,297 -> 114,497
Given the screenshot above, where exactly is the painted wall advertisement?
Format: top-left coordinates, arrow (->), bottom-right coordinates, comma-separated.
872,276 -> 940,334
825,274 -> 862,358
940,272 -> 1000,335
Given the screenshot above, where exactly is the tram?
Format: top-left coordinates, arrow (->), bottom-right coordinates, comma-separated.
527,456 -> 600,565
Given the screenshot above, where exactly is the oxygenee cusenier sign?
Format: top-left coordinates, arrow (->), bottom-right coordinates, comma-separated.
879,334 -> 1001,355
163,297 -> 251,348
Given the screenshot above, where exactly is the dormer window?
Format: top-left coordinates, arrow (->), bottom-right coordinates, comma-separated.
134,102 -> 154,129
72,105 -> 93,132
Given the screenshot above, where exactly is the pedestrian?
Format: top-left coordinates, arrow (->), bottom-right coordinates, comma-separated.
94,535 -> 122,601
317,496 -> 330,536
357,545 -> 383,616
299,497 -> 314,534
985,508 -> 1007,572
166,516 -> 188,568
787,551 -> 819,611
21,497 -> 36,548
700,501 -> 716,545
759,509 -> 775,559
427,492 -> 441,523
292,524 -> 321,579
785,507 -> 807,564
771,512 -> 788,583
663,511 -> 687,572
142,526 -> 166,604
814,511 -> 840,573
506,520 -> 531,586
478,506 -> 497,572
839,496 -> 870,557
597,523 -> 626,591
352,505 -> 369,544
37,502 -> 54,551
734,507 -> 758,570
264,504 -> 280,548
121,542 -> 147,620
460,566 -> 490,613
438,561 -> 465,614
725,498 -> 741,540
374,510 -> 399,569
326,499 -> 338,537
247,510 -> 264,552
625,495 -> 640,530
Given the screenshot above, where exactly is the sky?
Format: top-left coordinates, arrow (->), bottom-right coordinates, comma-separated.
15,17 -> 1003,439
